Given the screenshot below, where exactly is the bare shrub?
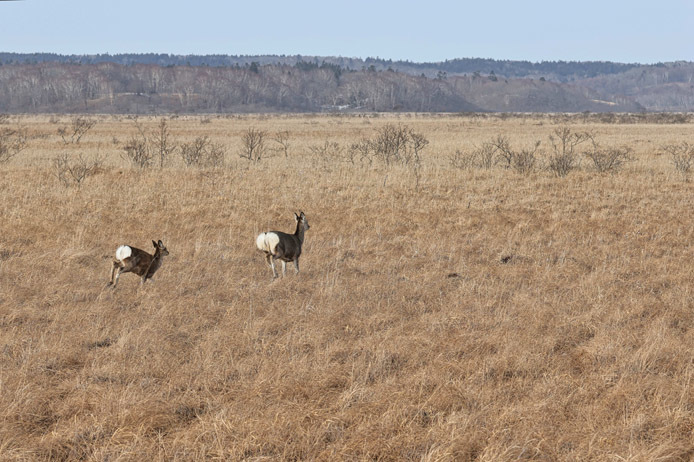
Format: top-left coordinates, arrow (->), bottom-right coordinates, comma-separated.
347,138 -> 373,166
452,142 -> 498,170
122,124 -> 153,169
239,128 -> 267,163
58,117 -> 96,144
449,149 -> 478,170
547,126 -> 592,177
152,118 -> 177,168
371,123 -> 428,166
0,126 -> 28,163
585,143 -> 632,174
180,136 -> 226,168
492,135 -> 514,168
53,152 -> 102,188
309,139 -> 344,162
272,130 -> 290,158
512,141 -> 541,174
662,142 -> 694,178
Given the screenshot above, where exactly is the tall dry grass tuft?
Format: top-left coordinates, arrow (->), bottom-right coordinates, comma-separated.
1,113 -> 694,460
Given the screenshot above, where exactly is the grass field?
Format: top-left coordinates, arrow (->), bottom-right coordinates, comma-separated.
1,113 -> 694,460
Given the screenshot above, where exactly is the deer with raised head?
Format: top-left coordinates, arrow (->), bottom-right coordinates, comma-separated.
107,240 -> 169,289
256,211 -> 310,279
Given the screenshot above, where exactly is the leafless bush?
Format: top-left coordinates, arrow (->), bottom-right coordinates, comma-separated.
180,136 -> 226,168
152,118 -> 177,168
492,135 -> 514,168
347,138 -> 373,166
58,117 -> 96,144
204,142 -> 226,168
490,135 -> 540,174
0,126 -> 28,164
449,149 -> 477,170
662,142 -> 694,177
122,123 -> 153,169
53,153 -> 103,188
239,128 -> 267,162
309,139 -> 344,162
371,123 -> 428,166
547,127 -> 592,177
272,130 -> 290,158
512,141 -> 541,174
585,143 -> 632,174
0,114 -> 10,125
452,142 -> 497,170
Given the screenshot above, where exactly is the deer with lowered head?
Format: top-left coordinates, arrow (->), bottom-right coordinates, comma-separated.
256,211 -> 310,279
107,240 -> 169,289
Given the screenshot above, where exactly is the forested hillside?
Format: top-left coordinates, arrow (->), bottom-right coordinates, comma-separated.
0,54 -> 691,113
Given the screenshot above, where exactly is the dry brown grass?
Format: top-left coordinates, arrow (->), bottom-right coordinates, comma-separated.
1,113 -> 694,460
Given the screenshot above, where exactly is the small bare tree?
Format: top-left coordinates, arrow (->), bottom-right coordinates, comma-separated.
449,142 -> 496,170
662,142 -> 694,178
53,153 -> 103,188
272,130 -> 291,158
180,136 -> 226,168
492,135 -> 514,168
0,126 -> 28,164
585,142 -> 632,174
512,141 -> 541,174
58,117 -> 96,144
239,128 -> 267,162
121,123 -> 153,168
152,118 -> 177,168
547,126 -> 592,177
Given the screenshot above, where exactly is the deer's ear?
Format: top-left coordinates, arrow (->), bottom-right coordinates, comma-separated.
300,211 -> 305,218
295,212 -> 300,221
158,240 -> 164,247
152,240 -> 158,248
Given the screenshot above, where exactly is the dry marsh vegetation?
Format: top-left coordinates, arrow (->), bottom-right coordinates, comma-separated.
1,113 -> 694,460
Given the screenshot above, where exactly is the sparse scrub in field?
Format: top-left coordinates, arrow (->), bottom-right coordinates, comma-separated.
662,142 -> 694,178
122,123 -> 153,169
52,152 -> 103,187
370,123 -> 428,167
153,118 -> 177,168
239,127 -> 268,162
0,114 -> 10,124
347,138 -> 373,166
490,135 -> 540,174
492,135 -> 514,168
272,130 -> 290,158
309,139 -> 344,163
449,149 -> 477,170
58,116 -> 96,144
584,142 -> 632,174
180,136 -> 226,168
0,126 -> 28,163
450,142 -> 496,170
547,126 -> 592,177
512,141 -> 541,174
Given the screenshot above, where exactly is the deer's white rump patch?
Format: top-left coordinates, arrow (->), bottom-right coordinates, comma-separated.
256,232 -> 280,255
115,245 -> 132,262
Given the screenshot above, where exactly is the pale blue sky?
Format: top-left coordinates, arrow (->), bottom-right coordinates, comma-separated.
0,0 -> 692,63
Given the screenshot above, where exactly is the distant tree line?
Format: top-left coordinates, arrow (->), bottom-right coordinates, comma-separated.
2,58 -> 693,113
0,53 -> 643,81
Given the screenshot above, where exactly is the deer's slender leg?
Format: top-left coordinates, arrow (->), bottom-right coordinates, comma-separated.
270,257 -> 278,279
294,258 -> 300,274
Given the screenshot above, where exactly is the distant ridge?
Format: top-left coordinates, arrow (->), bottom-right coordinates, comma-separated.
0,52 -> 645,81
0,53 -> 692,113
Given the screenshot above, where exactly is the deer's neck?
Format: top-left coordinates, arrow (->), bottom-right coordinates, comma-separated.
294,222 -> 305,244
